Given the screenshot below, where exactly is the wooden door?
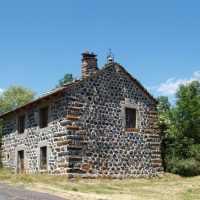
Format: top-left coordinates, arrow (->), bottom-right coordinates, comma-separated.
17,150 -> 24,173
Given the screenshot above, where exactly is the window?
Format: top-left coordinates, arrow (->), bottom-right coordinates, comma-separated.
39,106 -> 48,128
17,150 -> 24,173
40,146 -> 47,170
125,107 -> 136,129
18,115 -> 25,134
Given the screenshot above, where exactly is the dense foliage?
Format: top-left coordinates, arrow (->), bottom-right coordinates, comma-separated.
0,86 -> 35,114
55,73 -> 75,88
158,81 -> 200,176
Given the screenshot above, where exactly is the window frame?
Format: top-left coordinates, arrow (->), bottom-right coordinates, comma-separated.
17,114 -> 26,134
14,144 -> 26,174
39,106 -> 49,129
17,150 -> 25,173
122,103 -> 140,132
37,141 -> 49,171
125,107 -> 137,129
40,146 -> 47,170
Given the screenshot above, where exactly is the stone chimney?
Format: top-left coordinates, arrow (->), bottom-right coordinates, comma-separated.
81,51 -> 99,79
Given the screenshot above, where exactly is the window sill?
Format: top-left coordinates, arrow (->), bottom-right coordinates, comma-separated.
16,132 -> 27,138
125,128 -> 139,132
39,126 -> 49,131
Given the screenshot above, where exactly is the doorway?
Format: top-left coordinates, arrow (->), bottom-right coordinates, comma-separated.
17,150 -> 24,173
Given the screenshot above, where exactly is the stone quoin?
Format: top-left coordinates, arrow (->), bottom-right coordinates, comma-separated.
0,52 -> 163,178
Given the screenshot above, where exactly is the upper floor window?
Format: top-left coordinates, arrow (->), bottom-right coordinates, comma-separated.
18,115 -> 25,134
125,107 -> 137,129
39,106 -> 48,128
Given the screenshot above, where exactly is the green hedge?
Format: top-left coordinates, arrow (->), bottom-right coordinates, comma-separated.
166,158 -> 200,177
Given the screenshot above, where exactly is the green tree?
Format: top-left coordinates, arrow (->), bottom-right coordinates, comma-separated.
0,85 -> 35,114
157,96 -> 172,170
173,81 -> 200,144
161,81 -> 200,176
157,96 -> 171,113
56,73 -> 75,88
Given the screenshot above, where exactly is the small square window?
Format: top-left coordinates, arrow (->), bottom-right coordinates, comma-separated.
125,107 -> 136,129
39,107 -> 48,128
18,115 -> 25,134
40,146 -> 47,170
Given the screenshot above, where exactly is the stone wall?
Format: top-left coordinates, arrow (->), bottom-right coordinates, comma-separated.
1,63 -> 162,178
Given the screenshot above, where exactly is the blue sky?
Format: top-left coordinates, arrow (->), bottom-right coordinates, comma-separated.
0,0 -> 200,104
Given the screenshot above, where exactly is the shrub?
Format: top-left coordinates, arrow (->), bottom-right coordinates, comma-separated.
189,144 -> 200,162
167,158 -> 200,177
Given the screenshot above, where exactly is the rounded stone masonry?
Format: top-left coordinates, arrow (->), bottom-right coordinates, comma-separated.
1,58 -> 162,178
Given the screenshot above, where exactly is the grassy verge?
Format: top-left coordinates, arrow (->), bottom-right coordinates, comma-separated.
0,169 -> 199,200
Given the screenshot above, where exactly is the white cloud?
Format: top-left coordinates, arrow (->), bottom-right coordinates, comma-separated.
0,88 -> 4,95
193,71 -> 200,79
150,71 -> 200,96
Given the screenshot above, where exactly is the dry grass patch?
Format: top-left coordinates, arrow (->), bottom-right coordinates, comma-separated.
0,169 -> 199,200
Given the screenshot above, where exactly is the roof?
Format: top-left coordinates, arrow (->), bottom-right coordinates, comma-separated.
0,62 -> 158,118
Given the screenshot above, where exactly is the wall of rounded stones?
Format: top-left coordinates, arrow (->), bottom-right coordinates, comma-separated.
1,63 -> 162,178
73,65 -> 162,178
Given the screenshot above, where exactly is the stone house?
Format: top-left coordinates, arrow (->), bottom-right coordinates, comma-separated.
0,52 -> 162,178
